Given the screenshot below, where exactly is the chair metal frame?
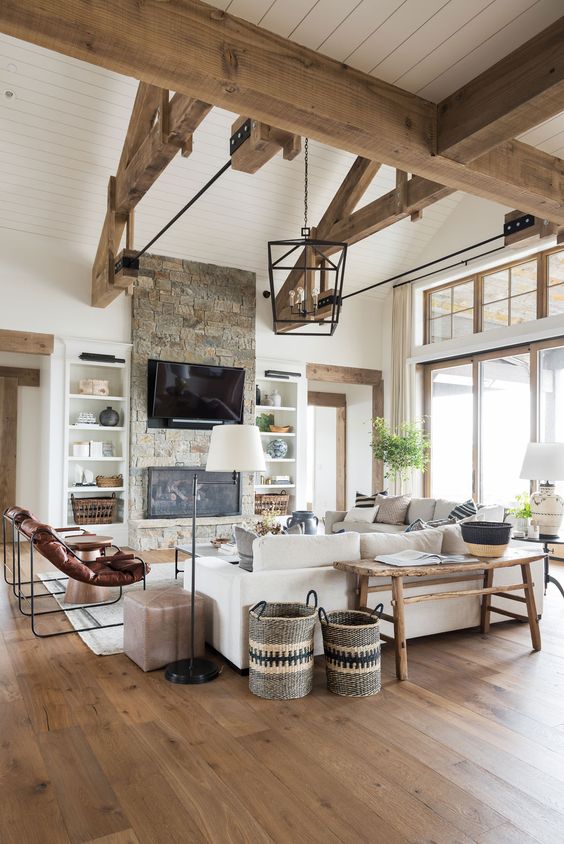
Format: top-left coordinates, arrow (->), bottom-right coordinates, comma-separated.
3,508 -> 148,638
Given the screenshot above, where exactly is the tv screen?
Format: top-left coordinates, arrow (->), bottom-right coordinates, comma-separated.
149,360 -> 245,423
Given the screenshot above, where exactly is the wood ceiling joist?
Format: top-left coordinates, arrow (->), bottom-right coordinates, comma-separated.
438,17 -> 564,162
91,85 -> 212,307
2,2 -> 564,224
0,328 -> 54,355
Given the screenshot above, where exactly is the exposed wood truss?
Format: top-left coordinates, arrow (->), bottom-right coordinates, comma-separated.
2,2 -> 564,224
91,83 -> 212,307
230,116 -> 300,174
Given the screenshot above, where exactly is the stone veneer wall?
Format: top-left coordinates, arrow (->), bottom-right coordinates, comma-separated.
129,254 -> 256,550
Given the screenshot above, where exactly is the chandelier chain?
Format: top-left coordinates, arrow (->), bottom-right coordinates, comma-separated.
304,137 -> 309,231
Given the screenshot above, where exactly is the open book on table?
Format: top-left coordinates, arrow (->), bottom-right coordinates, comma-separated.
375,549 -> 479,567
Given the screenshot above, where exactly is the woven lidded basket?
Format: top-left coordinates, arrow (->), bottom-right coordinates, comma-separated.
319,604 -> 383,697
460,521 -> 512,557
248,590 -> 318,700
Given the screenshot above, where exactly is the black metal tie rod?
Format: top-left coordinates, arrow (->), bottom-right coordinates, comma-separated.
121,159 -> 232,269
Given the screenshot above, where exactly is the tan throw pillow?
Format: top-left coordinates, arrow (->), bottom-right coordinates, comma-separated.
375,494 -> 411,525
439,523 -> 468,555
344,505 -> 379,523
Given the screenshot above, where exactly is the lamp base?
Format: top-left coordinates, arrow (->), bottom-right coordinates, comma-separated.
165,657 -> 220,685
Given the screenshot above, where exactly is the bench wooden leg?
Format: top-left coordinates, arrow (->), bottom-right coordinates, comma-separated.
521,562 -> 541,652
391,576 -> 408,681
358,574 -> 368,610
480,568 -> 494,633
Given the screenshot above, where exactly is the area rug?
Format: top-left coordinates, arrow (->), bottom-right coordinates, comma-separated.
38,562 -> 178,656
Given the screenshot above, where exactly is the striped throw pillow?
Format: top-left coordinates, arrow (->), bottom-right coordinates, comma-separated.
448,499 -> 477,521
405,518 -> 426,532
354,490 -> 388,508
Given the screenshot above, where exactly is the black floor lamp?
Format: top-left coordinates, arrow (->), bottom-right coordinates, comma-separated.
165,424 -> 266,684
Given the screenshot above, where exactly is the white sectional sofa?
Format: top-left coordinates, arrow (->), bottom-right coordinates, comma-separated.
325,497 -> 503,534
188,524 -> 544,670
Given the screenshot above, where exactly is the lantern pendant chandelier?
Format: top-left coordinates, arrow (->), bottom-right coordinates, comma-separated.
267,138 -> 348,336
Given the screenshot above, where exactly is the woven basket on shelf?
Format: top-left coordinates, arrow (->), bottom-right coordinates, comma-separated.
248,590 -> 318,700
460,521 -> 511,558
96,474 -> 123,488
255,492 -> 290,516
319,605 -> 383,697
71,493 -> 117,525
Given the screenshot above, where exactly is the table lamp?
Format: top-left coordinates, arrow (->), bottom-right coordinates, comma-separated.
519,442 -> 564,538
165,424 -> 265,685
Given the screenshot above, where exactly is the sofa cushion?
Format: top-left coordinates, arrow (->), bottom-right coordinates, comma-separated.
438,524 -> 468,555
433,499 -> 460,520
344,505 -> 378,523
252,531 -> 361,572
360,528 -> 443,560
332,521 -> 406,534
375,494 -> 411,525
406,498 -> 436,524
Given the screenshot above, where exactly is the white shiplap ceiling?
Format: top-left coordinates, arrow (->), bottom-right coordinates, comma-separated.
0,0 -> 563,299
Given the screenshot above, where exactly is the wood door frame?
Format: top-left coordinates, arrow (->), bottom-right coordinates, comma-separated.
0,366 -> 41,525
306,363 -> 384,493
308,391 -> 346,511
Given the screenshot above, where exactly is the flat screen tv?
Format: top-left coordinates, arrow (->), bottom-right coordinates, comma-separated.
148,359 -> 245,425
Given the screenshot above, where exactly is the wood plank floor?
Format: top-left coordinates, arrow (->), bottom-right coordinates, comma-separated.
2,549 -> 564,844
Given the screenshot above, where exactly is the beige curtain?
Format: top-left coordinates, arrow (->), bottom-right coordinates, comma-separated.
390,283 -> 412,431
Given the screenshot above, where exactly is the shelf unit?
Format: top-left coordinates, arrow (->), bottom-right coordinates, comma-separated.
254,359 -> 307,516
62,339 -> 131,546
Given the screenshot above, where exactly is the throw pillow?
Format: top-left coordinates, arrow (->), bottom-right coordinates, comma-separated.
344,505 -> 379,523
405,518 -> 426,532
448,499 -> 478,521
376,494 -> 411,525
439,523 -> 468,555
234,526 -> 258,572
354,490 -> 388,508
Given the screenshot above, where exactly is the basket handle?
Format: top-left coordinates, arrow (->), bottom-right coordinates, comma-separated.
318,606 -> 329,624
250,600 -> 267,618
306,589 -> 318,608
371,602 -> 384,619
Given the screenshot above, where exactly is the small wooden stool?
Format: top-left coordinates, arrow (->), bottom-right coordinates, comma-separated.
124,586 -> 205,672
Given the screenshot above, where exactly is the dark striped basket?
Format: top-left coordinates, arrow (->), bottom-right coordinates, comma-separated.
319,604 -> 383,697
248,590 -> 318,700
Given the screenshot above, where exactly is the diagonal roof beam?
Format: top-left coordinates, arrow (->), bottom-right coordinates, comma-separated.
438,17 -> 564,163
2,1 -> 564,223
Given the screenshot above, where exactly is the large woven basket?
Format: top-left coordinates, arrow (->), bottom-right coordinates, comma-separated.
248,590 -> 318,700
71,493 -> 117,525
319,604 -> 383,697
460,521 -> 512,557
255,492 -> 290,516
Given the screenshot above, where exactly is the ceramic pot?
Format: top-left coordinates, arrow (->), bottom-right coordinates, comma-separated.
99,406 -> 119,427
287,511 -> 319,535
266,438 -> 288,459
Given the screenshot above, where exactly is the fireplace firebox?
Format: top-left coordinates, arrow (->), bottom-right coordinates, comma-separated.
147,466 -> 241,518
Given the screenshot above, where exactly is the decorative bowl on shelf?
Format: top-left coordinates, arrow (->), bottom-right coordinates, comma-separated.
269,425 -> 291,433
460,521 -> 512,557
265,438 -> 289,459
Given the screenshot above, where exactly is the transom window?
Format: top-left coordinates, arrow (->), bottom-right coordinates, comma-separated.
424,247 -> 564,345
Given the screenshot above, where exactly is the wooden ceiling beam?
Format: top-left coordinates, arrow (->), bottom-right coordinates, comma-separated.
0,328 -> 54,355
3,1 -> 564,223
438,16 -> 564,162
91,86 -> 212,306
230,115 -> 301,173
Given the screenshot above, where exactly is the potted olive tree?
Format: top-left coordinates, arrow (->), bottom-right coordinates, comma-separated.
371,417 -> 430,494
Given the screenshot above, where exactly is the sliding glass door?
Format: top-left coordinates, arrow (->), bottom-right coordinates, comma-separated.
427,363 -> 473,501
539,343 -> 564,498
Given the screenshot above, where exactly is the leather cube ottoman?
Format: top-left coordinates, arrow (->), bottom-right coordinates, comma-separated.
124,586 -> 205,672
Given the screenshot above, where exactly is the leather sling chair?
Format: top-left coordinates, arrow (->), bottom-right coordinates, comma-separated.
19,518 -> 149,638
2,505 -> 92,605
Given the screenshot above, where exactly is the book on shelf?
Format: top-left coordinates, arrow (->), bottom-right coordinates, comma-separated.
375,549 -> 479,567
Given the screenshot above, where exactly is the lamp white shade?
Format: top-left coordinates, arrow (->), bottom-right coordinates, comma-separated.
206,424 -> 266,473
519,442 -> 564,481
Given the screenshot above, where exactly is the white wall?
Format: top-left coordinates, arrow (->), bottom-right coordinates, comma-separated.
308,380 -> 373,508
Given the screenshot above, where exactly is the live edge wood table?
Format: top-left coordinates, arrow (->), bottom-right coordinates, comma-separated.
333,549 -> 544,681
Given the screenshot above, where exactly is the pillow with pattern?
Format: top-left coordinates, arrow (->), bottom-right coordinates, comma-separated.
448,499 -> 477,521
375,494 -> 411,525
354,490 -> 388,508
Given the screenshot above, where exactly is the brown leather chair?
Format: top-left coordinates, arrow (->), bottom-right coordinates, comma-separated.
18,519 -> 150,638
